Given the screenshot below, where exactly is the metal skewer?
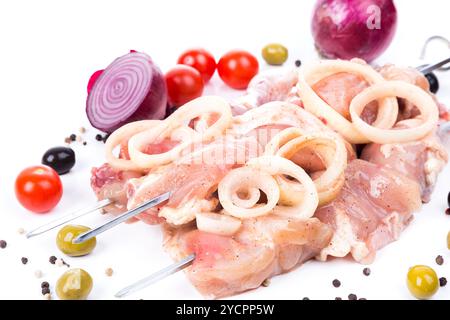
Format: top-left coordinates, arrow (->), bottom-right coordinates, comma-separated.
417,56 -> 450,74
26,198 -> 114,238
115,254 -> 196,298
72,191 -> 171,244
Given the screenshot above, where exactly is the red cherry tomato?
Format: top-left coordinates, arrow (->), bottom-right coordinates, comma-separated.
177,48 -> 216,83
87,69 -> 104,94
15,165 -> 63,213
217,50 -> 259,90
165,65 -> 204,107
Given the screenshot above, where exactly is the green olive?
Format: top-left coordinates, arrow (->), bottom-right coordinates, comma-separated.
407,265 -> 439,299
262,43 -> 288,66
56,225 -> 96,257
56,268 -> 93,300
447,231 -> 450,250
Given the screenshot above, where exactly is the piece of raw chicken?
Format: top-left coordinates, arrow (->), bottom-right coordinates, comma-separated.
315,159 -> 422,264
163,215 -> 332,299
361,119 -> 448,202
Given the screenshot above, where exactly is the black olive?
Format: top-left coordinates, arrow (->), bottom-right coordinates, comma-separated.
42,147 -> 75,175
448,191 -> 450,208
425,72 -> 439,94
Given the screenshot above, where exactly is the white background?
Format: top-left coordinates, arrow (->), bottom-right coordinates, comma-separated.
0,0 -> 449,300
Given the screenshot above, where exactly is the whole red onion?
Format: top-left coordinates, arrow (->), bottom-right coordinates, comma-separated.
311,0 -> 397,62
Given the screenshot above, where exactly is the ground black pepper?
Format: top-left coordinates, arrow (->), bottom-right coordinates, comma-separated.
439,277 -> 447,287
41,287 -> 50,295
49,256 -> 57,264
21,257 -> 28,265
436,255 -> 444,266
0,240 -> 6,249
348,294 -> 357,300
295,60 -> 302,67
363,267 -> 371,276
332,279 -> 341,288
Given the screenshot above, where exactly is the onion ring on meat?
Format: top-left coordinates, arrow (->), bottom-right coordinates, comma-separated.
105,120 -> 160,171
218,166 -> 280,218
350,81 -> 439,143
128,96 -> 233,169
265,128 -> 347,206
297,60 -> 399,143
247,156 -> 319,219
195,212 -> 242,236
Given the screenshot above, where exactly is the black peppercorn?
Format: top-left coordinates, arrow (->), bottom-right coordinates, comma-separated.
332,279 -> 341,288
348,293 -> 357,300
42,287 -> 50,295
70,134 -> 77,142
21,257 -> 28,265
0,240 -> 6,249
41,281 -> 50,288
49,256 -> 57,264
436,255 -> 444,266
295,60 -> 302,67
439,277 -> 447,287
363,268 -> 371,276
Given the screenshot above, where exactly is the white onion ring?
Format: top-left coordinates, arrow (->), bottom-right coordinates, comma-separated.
218,166 -> 280,218
247,156 -> 319,219
350,81 -> 439,143
297,60 -> 399,143
105,120 -> 160,171
195,212 -> 242,236
265,128 -> 347,205
128,96 -> 232,169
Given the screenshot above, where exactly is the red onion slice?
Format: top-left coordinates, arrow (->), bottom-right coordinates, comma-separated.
86,52 -> 167,133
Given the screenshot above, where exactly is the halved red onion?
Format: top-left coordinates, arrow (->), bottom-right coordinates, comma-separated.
86,52 -> 167,133
87,69 -> 104,94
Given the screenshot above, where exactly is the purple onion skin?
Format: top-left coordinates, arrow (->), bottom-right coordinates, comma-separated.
86,52 -> 168,133
311,0 -> 397,62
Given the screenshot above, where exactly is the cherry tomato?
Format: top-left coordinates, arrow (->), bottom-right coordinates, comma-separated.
87,69 -> 104,94
177,48 -> 216,83
217,50 -> 259,90
165,65 -> 204,107
15,165 -> 63,213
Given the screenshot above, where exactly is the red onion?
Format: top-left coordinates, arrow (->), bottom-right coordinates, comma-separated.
87,69 -> 104,94
86,52 -> 167,133
311,0 -> 397,62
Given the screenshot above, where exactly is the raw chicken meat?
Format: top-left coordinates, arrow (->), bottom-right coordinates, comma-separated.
90,163 -> 143,215
163,215 -> 332,298
361,119 -> 448,202
126,136 -> 262,225
315,159 -> 422,264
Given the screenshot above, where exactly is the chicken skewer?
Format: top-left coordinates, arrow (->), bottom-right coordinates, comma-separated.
72,191 -> 170,244
26,199 -> 113,238
27,56 -> 449,240
115,254 -> 196,298
26,192 -> 170,240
